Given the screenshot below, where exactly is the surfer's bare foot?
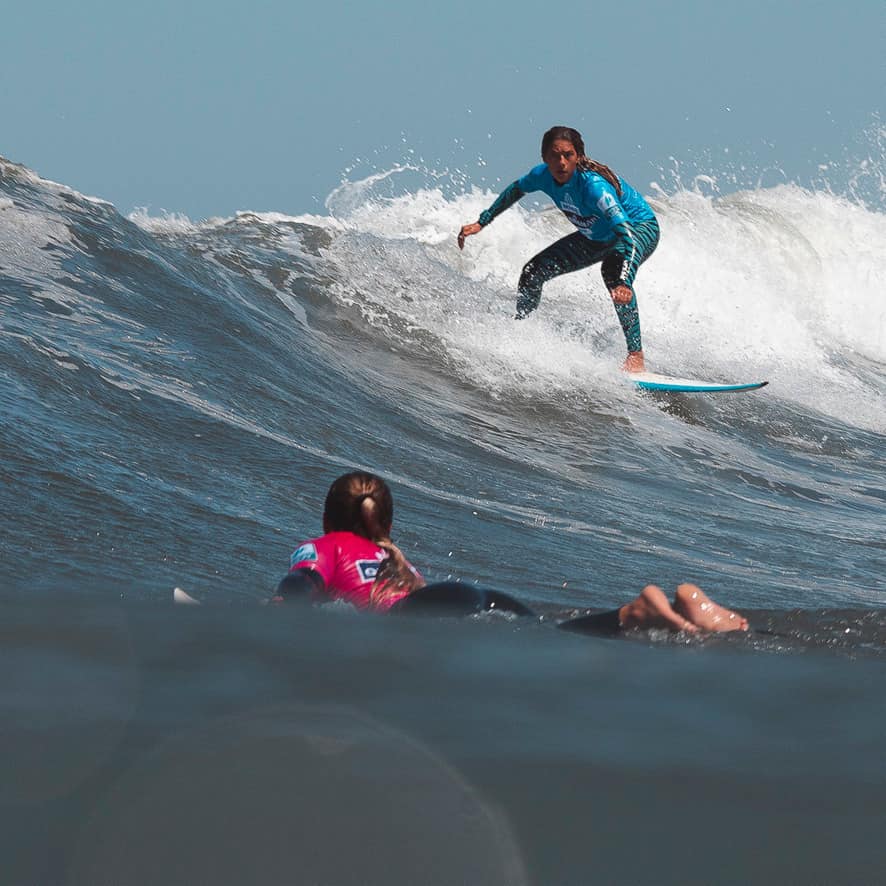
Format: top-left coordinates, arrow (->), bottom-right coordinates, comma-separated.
622,350 -> 645,373
672,583 -> 749,632
618,585 -> 698,633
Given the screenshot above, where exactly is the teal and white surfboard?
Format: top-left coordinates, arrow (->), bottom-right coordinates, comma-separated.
630,372 -> 768,393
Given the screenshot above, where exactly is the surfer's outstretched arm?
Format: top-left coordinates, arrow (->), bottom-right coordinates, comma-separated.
457,181 -> 526,249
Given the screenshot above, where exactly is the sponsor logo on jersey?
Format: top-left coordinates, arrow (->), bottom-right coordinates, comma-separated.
357,559 -> 381,582
596,191 -> 620,220
290,543 -> 318,567
562,210 -> 596,232
559,192 -> 601,232
561,192 -> 580,215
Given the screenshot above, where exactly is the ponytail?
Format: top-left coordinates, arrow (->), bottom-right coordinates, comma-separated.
357,494 -> 385,540
577,157 -> 623,197
370,539 -> 424,607
358,494 -> 423,606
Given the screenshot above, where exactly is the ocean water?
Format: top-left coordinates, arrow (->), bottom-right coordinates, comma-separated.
1,153 -> 885,884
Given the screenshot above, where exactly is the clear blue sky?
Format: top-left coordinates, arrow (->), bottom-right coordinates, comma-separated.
2,0 -> 883,218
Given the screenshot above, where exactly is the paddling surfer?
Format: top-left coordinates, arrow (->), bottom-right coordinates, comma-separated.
273,472 -> 748,636
274,471 -> 425,611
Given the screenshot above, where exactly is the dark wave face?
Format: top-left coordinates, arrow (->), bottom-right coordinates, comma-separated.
2,156 -> 883,617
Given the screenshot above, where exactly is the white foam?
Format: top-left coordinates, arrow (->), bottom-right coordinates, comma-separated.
127,207 -> 204,235
0,197 -> 76,279
318,172 -> 886,432
128,206 -> 345,236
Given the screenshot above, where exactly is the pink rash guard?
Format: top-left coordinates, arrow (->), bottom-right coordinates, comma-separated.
288,531 -> 422,611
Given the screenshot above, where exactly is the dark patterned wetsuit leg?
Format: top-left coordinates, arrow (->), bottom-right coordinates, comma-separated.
516,232 -> 611,318
516,219 -> 660,354
601,219 -> 661,352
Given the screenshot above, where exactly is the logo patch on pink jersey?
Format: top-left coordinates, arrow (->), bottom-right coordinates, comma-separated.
356,560 -> 381,582
290,543 -> 318,567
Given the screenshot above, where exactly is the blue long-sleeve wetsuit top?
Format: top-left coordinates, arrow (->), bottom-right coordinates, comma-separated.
478,164 -> 657,288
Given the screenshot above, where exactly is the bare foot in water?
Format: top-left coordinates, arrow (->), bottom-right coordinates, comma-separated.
622,350 -> 645,373
618,585 -> 698,634
672,583 -> 749,632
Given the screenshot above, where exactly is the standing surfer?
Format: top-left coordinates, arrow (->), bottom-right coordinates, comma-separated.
458,126 -> 659,373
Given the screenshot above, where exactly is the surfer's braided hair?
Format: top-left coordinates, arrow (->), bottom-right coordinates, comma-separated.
541,126 -> 623,197
323,471 -> 424,607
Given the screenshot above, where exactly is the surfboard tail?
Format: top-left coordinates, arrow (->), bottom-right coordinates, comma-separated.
173,587 -> 201,605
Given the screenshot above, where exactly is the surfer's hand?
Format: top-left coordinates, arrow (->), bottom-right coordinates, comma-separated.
457,223 -> 482,250
610,284 -> 633,305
